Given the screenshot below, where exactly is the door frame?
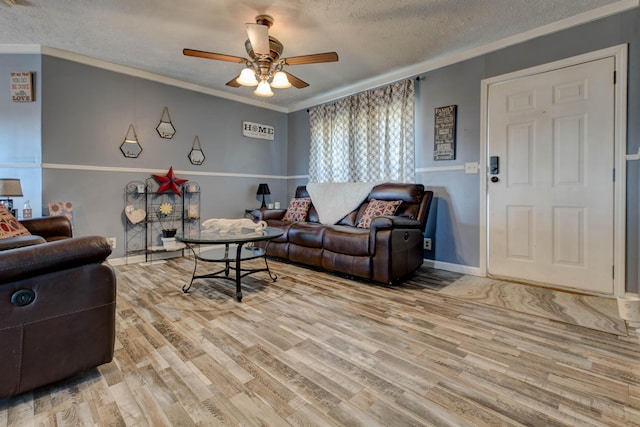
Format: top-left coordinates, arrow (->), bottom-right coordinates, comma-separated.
479,44 -> 628,297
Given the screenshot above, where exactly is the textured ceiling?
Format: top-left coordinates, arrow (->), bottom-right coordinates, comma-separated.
0,0 -> 630,111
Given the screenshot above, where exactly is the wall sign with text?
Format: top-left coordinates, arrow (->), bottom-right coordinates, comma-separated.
433,105 -> 457,160
242,121 -> 275,141
10,71 -> 34,102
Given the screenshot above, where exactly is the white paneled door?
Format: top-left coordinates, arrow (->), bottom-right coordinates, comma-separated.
487,57 -> 615,294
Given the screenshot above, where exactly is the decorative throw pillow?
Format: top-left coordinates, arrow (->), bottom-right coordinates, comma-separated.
282,198 -> 312,222
0,204 -> 31,239
48,201 -> 73,222
356,199 -> 402,229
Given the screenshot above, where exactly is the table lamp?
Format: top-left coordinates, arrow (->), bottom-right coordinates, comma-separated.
0,178 -> 23,216
256,183 -> 270,208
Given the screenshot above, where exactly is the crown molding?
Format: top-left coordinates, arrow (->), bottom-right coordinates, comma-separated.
288,0 -> 640,112
0,43 -> 41,54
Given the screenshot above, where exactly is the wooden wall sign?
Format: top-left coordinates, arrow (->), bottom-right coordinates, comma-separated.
434,105 -> 457,160
242,121 -> 275,141
10,72 -> 34,102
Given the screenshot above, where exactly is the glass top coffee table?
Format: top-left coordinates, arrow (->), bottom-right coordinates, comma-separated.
176,227 -> 283,301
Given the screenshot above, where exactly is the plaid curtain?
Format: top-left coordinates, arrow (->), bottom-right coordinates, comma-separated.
308,79 -> 415,183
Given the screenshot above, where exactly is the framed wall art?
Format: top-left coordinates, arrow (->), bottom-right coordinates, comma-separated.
10,71 -> 34,102
433,105 -> 457,160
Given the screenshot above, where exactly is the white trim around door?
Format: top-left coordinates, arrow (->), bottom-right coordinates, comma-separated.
479,44 -> 628,297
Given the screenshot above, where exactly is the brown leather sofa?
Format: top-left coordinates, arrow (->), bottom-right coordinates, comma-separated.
253,183 -> 433,284
0,216 -> 116,399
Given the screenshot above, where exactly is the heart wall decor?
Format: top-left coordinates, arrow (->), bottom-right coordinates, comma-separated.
125,205 -> 146,224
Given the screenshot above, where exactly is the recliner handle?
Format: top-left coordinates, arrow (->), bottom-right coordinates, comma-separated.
11,289 -> 35,307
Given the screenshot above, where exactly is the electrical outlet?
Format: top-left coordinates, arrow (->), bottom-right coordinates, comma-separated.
423,238 -> 432,251
108,237 -> 116,249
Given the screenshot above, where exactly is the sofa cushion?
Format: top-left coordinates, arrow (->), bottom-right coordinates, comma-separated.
0,205 -> 31,239
356,199 -> 402,229
20,216 -> 73,241
264,219 -> 294,242
0,235 -> 46,251
337,210 -> 359,227
282,198 -> 311,222
289,222 -> 325,248
368,183 -> 425,220
323,225 -> 371,256
322,250 -> 371,278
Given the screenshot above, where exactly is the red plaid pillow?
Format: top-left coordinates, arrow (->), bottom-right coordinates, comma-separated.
356,199 -> 402,229
282,198 -> 312,222
0,204 -> 31,239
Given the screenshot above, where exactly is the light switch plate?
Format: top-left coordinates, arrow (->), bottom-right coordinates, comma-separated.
465,162 -> 479,174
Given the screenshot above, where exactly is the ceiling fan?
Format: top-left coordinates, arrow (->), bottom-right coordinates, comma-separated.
183,14 -> 338,97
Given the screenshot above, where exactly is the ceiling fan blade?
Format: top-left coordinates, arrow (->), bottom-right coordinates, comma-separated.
283,52 -> 339,66
283,71 -> 309,89
225,76 -> 242,87
245,23 -> 270,55
183,49 -> 246,64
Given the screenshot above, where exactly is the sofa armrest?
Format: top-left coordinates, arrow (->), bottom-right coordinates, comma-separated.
251,208 -> 287,221
21,216 -> 73,240
0,236 -> 112,283
369,215 -> 423,233
0,235 -> 46,252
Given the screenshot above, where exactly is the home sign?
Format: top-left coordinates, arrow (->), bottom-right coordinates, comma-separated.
242,121 -> 275,141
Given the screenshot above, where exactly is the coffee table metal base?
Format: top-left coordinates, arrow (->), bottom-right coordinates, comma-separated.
181,243 -> 277,301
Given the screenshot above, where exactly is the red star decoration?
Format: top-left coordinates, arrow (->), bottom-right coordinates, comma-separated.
152,167 -> 188,196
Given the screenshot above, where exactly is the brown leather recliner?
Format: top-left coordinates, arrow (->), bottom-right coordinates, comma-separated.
253,183 -> 433,284
0,216 -> 116,399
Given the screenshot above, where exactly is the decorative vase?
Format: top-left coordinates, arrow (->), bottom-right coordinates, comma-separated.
162,228 -> 176,238
162,237 -> 177,251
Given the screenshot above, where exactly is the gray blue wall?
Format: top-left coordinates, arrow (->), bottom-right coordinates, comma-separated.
37,56 -> 288,258
0,54 -> 42,217
287,8 -> 640,292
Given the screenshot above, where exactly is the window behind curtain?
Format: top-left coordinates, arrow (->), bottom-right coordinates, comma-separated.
308,78 -> 415,183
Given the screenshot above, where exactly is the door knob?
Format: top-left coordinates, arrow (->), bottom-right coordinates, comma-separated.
491,176 -> 499,183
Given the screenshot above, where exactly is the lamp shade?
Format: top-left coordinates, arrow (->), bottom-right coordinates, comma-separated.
256,183 -> 270,196
271,71 -> 291,89
254,80 -> 274,97
237,68 -> 259,86
0,178 -> 23,197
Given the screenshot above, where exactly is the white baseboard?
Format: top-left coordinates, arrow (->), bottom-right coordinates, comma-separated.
106,256 -> 132,266
110,254 -> 482,278
107,251 -> 181,267
422,259 -> 483,276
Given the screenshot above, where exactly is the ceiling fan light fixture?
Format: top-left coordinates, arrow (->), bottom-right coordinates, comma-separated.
254,80 -> 274,97
183,14 -> 339,97
237,67 -> 258,86
270,71 -> 291,89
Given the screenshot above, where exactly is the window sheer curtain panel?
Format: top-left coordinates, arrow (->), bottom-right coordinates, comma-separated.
308,79 -> 415,183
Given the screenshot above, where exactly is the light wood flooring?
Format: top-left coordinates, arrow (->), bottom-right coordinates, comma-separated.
1,257 -> 639,426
